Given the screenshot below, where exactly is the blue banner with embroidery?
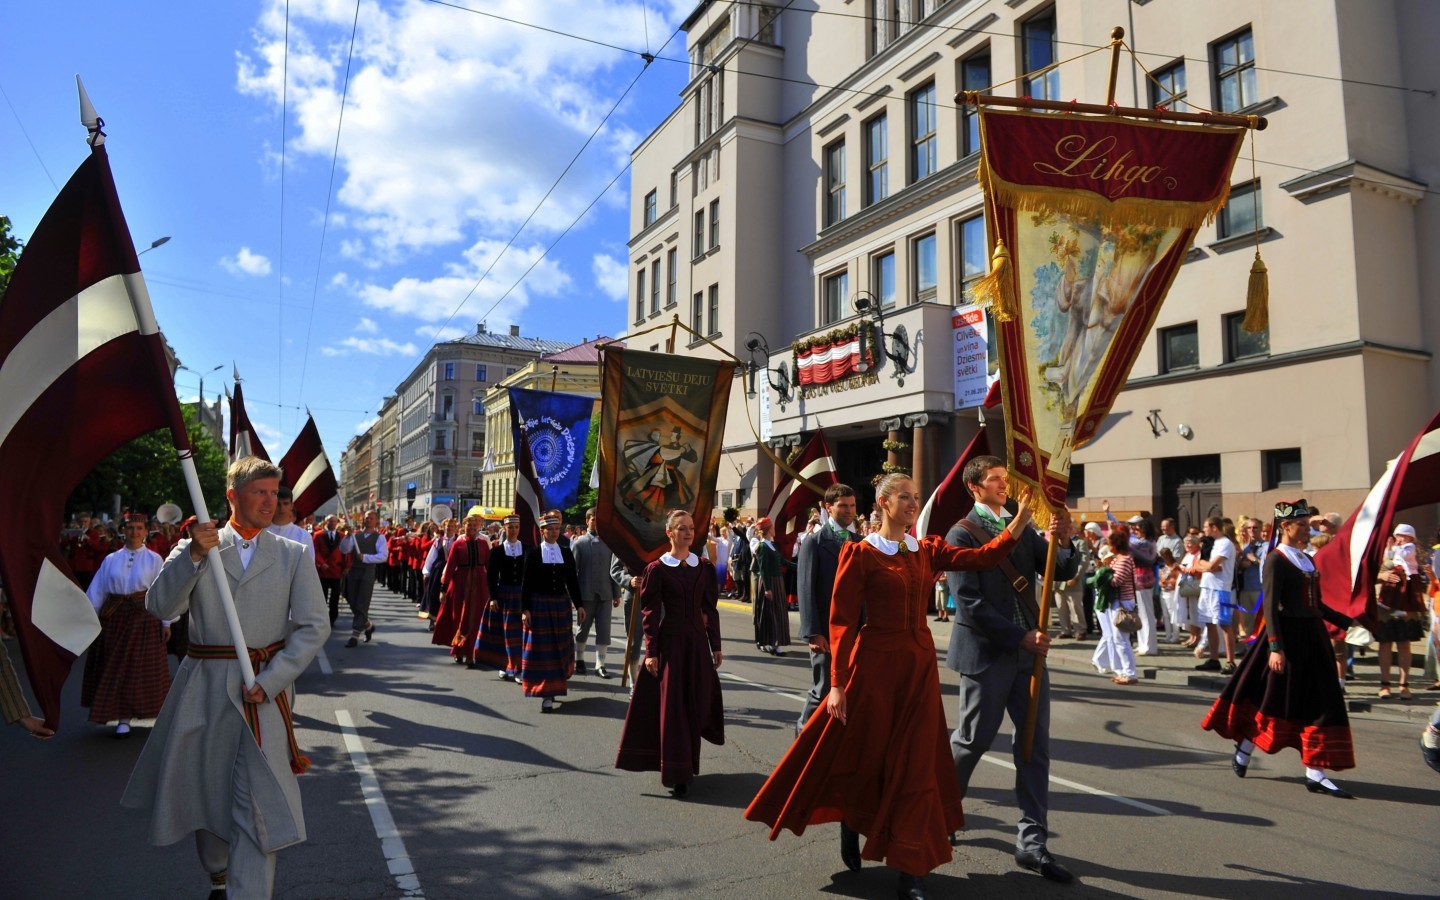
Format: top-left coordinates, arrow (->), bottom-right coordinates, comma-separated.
508,387 -> 595,540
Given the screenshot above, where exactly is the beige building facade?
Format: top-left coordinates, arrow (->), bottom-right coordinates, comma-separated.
625,0 -> 1437,528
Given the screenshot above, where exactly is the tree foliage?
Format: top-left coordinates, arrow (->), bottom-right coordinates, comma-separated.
67,405 -> 229,520
0,215 -> 22,296
565,411 -> 601,522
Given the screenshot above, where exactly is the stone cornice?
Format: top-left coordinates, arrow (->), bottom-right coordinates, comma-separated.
1279,158 -> 1427,206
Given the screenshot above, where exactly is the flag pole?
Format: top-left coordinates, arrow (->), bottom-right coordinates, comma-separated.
1020,498 -> 1059,763
80,76 -> 257,689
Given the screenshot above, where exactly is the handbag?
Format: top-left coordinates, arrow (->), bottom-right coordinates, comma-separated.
1178,577 -> 1201,600
1111,604 -> 1141,634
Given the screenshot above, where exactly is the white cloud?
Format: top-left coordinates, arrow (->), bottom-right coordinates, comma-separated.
415,324 -> 467,342
236,1 -> 666,258
591,253 -> 627,301
219,247 -> 273,277
354,415 -> 379,434
356,316 -> 379,334
251,419 -> 286,451
321,335 -> 418,357
329,272 -> 350,288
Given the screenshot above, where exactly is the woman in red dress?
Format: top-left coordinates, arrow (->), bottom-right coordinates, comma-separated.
615,510 -> 724,797
744,474 -> 1032,899
432,515 -> 490,666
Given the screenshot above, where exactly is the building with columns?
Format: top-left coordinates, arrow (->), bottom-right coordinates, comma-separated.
624,0 -> 1437,527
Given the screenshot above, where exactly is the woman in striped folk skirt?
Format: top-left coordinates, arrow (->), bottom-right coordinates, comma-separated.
476,516 -> 528,681
520,512 -> 584,712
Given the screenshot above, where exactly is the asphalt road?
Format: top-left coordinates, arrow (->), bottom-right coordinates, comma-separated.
3,586 -> 1437,899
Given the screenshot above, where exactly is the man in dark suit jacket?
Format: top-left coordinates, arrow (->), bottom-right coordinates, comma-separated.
795,483 -> 860,734
945,454 -> 1077,883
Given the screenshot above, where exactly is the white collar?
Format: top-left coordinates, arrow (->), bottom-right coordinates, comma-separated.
660,552 -> 700,567
1275,543 -> 1314,572
865,532 -> 919,555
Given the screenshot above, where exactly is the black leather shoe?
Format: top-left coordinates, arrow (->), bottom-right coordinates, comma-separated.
1306,778 -> 1353,798
840,822 -> 861,872
671,783 -> 688,798
1231,745 -> 1249,778
364,623 -> 375,642
596,665 -> 611,679
208,889 -> 226,900
1015,848 -> 1074,883
574,660 -> 587,675
344,637 -> 358,648
895,872 -> 927,899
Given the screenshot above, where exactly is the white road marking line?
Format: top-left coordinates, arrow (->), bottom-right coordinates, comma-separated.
715,661 -> 1172,816
335,710 -> 425,897
315,648 -> 333,675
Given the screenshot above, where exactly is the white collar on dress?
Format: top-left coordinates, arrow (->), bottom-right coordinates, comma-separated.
864,532 -> 919,555
660,552 -> 700,567
1275,543 -> 1314,572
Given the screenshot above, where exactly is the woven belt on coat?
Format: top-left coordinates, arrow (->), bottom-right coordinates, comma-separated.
186,641 -> 311,774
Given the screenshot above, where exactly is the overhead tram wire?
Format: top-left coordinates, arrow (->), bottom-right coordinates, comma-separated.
0,79 -> 58,190
291,0 -> 363,428
278,0 -> 291,423
394,7 -> 687,381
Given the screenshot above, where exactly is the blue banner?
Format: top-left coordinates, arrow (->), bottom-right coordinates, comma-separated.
508,387 -> 595,538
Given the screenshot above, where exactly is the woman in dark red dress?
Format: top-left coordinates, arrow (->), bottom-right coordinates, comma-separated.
616,510 -> 724,797
432,515 -> 490,666
744,474 -> 1030,899
1202,499 -> 1355,797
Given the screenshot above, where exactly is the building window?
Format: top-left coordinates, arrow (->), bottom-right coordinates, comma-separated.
440,393 -> 454,420
913,232 -> 937,303
871,0 -> 900,55
1159,322 -> 1199,373
956,213 -> 986,305
440,469 -> 451,489
472,396 -> 484,416
650,259 -> 661,315
434,429 -> 448,452
823,270 -> 849,325
443,361 -> 455,380
643,190 -> 657,227
475,364 -> 487,382
1022,9 -> 1060,101
1213,28 -> 1257,113
1224,311 -> 1270,362
693,210 -> 705,258
666,248 -> 678,306
707,284 -> 720,336
960,50 -> 990,156
1150,60 -> 1189,112
864,114 -> 888,206
1218,180 -> 1262,239
1263,448 -> 1302,490
873,251 -> 896,309
636,267 -> 648,320
709,199 -> 720,249
471,431 -> 485,453
692,290 -> 704,334
669,172 -> 678,208
909,82 -> 937,182
824,139 -> 846,226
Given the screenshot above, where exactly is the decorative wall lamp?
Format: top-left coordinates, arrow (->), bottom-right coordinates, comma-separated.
745,332 -> 794,406
1146,409 -> 1168,439
853,291 -> 918,386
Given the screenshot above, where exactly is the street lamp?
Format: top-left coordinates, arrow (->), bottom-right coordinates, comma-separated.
744,333 -> 794,405
138,235 -> 171,255
178,363 -> 223,408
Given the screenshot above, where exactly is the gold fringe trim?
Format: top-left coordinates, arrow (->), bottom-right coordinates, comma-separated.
1243,251 -> 1269,333
1007,474 -> 1055,530
974,238 -> 1017,322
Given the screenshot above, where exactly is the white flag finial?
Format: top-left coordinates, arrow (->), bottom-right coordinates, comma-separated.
76,75 -> 104,147
233,362 -> 241,382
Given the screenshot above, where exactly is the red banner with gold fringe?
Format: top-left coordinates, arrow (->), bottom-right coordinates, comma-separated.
973,109 -> 1245,519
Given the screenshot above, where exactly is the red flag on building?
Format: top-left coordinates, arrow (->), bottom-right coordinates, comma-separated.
915,427 -> 992,539
0,145 -> 195,729
228,368 -> 269,463
277,413 -> 338,521
1315,408 -> 1440,618
764,430 -> 838,559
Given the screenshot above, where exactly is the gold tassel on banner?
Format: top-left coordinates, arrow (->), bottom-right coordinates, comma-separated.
1008,475 -> 1054,530
974,238 -> 1017,322
1243,251 -> 1268,333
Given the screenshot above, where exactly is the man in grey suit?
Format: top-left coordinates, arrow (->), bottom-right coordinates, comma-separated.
572,508 -> 620,678
611,552 -> 644,681
123,456 -> 329,899
795,483 -> 859,734
945,454 -> 1076,883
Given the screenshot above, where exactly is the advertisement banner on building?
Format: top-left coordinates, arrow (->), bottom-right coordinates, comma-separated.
973,108 -> 1245,517
595,347 -> 737,574
952,305 -> 992,410
758,367 -> 772,442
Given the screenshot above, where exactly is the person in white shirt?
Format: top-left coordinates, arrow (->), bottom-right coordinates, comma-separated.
81,514 -> 168,738
267,486 -> 315,556
1193,516 -> 1238,673
340,511 -> 388,648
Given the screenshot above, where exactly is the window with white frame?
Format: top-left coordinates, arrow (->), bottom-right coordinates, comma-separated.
823,270 -> 849,325
873,251 -> 896,309
865,114 -> 888,206
1022,10 -> 1060,101
912,232 -> 937,303
1213,28 -> 1257,113
909,82 -> 937,182
956,213 -> 986,305
824,139 -> 846,226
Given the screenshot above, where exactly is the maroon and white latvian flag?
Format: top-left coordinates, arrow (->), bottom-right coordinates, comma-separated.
0,146 -> 196,728
765,430 -> 838,558
228,368 -> 270,463
277,414 -> 338,521
1316,407 -> 1440,619
915,427 -> 993,539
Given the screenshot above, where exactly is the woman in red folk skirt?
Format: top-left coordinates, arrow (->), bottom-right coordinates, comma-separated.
615,510 -> 724,797
745,474 -> 1031,900
1202,499 -> 1356,797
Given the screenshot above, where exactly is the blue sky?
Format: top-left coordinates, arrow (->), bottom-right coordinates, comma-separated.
3,0 -> 689,470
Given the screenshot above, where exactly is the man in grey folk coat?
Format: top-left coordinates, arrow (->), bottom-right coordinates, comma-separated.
944,455 -> 1076,884
795,483 -> 859,734
122,457 -> 329,899
572,508 -> 621,678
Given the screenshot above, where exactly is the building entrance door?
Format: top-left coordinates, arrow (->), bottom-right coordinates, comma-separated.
1160,455 -> 1222,532
835,435 -> 887,516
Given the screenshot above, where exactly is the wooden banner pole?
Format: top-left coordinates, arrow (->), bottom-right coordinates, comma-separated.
1105,26 -> 1125,106
1020,506 -> 1061,764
